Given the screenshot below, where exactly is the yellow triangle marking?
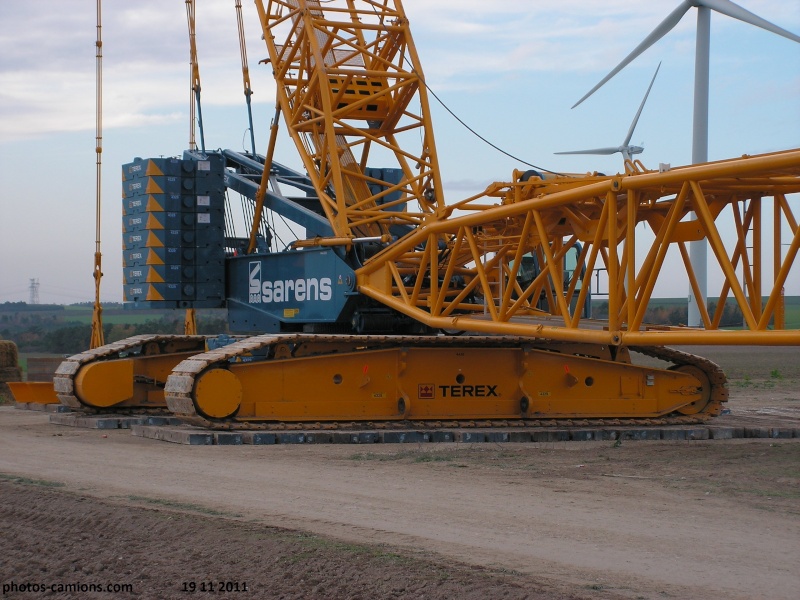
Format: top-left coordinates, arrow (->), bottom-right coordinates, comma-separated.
146,250 -> 165,265
145,178 -> 164,194
146,195 -> 164,211
146,285 -> 164,301
148,267 -> 165,283
145,160 -> 164,177
146,231 -> 164,248
146,214 -> 164,230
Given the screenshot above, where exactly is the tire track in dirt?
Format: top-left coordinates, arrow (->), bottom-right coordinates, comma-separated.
0,480 -> 599,600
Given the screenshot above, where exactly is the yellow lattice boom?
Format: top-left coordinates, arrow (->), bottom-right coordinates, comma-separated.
255,0 -> 444,240
358,150 -> 800,346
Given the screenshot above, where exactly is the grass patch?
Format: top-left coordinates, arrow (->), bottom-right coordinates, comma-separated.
349,451 -> 404,461
0,473 -> 65,488
607,443 -> 800,509
731,375 -> 778,389
414,454 -> 454,463
349,450 -> 459,463
126,495 -> 242,518
285,532 -> 416,566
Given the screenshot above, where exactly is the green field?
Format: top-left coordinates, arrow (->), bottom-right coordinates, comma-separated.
645,297 -> 800,328
781,295 -> 800,328
2,298 -> 798,359
58,311 -> 169,326
1,303 -> 227,355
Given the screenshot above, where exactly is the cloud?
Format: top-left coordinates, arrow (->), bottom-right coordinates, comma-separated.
404,0 -> 798,86
0,0 -> 271,140
0,1 -> 796,140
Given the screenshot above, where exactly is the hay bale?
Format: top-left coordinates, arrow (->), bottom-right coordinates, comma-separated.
0,382 -> 12,404
0,366 -> 22,383
0,341 -> 18,369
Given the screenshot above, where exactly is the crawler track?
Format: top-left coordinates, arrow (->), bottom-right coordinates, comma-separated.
54,335 -> 208,411
163,334 -> 727,430
630,345 -> 729,413
52,334 -> 728,430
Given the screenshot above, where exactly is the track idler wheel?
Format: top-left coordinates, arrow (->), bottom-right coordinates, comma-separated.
669,364 -> 711,415
193,368 -> 242,419
74,359 -> 134,408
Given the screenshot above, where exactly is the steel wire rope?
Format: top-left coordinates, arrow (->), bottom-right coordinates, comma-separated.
224,189 -> 237,241
364,1 -> 565,176
270,221 -> 289,250
267,198 -> 279,252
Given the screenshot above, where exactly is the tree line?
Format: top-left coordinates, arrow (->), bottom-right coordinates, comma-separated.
3,315 -> 229,355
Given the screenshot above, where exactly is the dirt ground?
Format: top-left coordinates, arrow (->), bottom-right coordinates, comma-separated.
0,346 -> 798,599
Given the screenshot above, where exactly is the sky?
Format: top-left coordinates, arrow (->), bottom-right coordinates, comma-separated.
0,0 -> 798,304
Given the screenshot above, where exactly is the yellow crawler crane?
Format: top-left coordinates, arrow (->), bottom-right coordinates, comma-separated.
56,0 -> 799,429
163,0 -> 798,428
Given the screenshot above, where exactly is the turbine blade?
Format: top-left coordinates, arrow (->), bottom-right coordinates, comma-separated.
623,62 -> 661,146
555,147 -> 621,156
698,0 -> 800,43
572,1 -> 691,109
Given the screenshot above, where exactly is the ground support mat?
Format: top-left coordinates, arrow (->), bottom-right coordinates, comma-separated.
15,402 -> 71,413
49,413 -> 182,430
130,423 -> 800,446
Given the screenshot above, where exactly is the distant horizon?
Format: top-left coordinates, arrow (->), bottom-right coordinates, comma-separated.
2,296 -> 798,309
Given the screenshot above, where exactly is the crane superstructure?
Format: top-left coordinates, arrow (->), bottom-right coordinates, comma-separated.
52,0 -> 800,429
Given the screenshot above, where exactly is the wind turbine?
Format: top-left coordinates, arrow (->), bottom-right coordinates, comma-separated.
572,0 -> 800,327
557,63 -> 661,163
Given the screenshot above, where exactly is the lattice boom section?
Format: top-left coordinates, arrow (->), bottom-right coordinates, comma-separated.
255,0 -> 443,239
357,150 -> 800,346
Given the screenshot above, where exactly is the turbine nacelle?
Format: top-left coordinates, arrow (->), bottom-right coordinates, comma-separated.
628,145 -> 644,156
557,63 -> 660,164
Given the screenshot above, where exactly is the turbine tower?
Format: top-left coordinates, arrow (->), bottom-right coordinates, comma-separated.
573,0 -> 800,326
